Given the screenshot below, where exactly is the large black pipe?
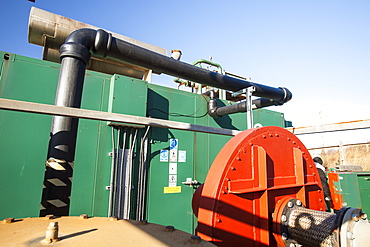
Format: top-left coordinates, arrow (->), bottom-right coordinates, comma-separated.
41,28 -> 292,215
109,36 -> 292,103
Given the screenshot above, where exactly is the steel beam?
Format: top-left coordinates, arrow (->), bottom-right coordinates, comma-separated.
0,98 -> 240,136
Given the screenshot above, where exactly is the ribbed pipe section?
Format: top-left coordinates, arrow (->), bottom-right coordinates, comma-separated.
286,207 -> 337,247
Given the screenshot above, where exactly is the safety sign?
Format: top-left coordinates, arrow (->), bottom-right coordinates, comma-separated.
178,150 -> 186,162
169,174 -> 177,187
160,149 -> 168,162
170,139 -> 178,150
170,149 -> 177,162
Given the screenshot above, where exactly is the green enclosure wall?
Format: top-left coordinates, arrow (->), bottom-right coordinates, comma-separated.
0,51 -> 287,234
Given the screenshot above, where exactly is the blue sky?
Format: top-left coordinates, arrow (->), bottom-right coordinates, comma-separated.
2,1 -> 370,127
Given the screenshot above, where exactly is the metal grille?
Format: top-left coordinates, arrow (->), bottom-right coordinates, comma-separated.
287,207 -> 337,247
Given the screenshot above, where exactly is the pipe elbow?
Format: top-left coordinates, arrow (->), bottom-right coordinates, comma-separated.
60,28 -> 112,65
208,99 -> 220,118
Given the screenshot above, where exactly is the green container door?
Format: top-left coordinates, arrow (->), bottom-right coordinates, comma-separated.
357,174 -> 370,214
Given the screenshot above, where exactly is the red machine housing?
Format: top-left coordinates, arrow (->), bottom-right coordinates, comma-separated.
192,126 -> 326,246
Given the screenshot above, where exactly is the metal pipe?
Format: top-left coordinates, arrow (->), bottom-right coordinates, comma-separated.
206,90 -> 284,118
192,59 -> 224,74
109,36 -> 292,102
108,127 -> 115,217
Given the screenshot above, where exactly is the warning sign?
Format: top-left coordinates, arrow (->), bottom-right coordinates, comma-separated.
164,186 -> 181,194
169,174 -> 177,187
170,149 -> 177,162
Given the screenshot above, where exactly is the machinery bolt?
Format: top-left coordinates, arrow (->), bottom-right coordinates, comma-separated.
44,222 -> 59,242
217,218 -> 222,223
282,232 -> 288,240
296,200 -> 302,206
287,201 -> 294,208
3,218 -> 14,224
164,225 -> 175,232
79,214 -> 88,219
281,215 -> 287,222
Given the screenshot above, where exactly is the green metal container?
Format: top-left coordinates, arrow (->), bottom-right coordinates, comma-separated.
329,171 -> 370,215
0,51 -> 288,234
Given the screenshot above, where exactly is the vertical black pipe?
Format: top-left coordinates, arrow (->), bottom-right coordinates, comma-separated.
40,35 -> 92,216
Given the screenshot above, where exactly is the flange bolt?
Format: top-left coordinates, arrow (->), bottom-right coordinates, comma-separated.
281,215 -> 287,222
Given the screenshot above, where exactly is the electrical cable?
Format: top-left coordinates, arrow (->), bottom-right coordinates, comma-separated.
147,94 -> 209,118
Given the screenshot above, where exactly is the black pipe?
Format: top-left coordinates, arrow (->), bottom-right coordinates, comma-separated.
41,28 -> 292,215
206,90 -> 284,118
41,29 -> 97,216
109,37 -> 292,102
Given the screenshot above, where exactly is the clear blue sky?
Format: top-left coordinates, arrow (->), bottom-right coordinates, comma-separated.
2,0 -> 370,127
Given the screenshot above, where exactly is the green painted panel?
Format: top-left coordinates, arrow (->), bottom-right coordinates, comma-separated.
109,74 -> 147,117
69,73 -> 112,217
338,173 -> 362,208
147,129 -> 195,233
356,174 -> 370,214
0,52 -> 59,220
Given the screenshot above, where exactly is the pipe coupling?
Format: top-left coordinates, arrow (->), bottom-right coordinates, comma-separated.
60,42 -> 91,65
94,29 -> 112,58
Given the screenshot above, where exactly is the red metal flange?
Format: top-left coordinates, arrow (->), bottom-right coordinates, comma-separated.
193,126 -> 326,246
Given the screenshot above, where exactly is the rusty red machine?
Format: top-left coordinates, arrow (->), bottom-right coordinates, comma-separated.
192,126 -> 370,247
